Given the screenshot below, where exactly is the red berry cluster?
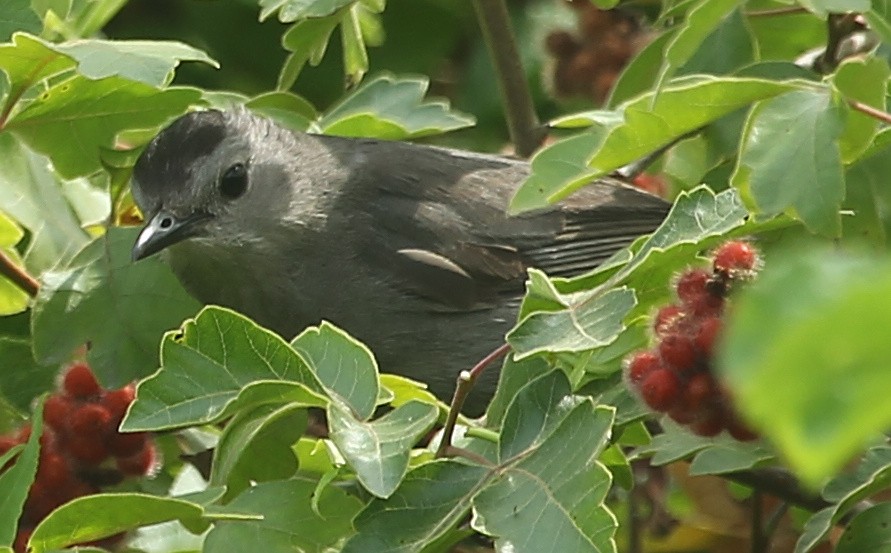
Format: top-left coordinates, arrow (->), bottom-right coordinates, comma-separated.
0,362 -> 156,552
546,1 -> 648,104
625,241 -> 761,441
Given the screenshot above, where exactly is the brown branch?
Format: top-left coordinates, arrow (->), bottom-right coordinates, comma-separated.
725,468 -> 830,512
815,13 -> 862,74
0,249 -> 39,297
435,342 -> 511,458
471,0 -> 545,158
848,99 -> 891,126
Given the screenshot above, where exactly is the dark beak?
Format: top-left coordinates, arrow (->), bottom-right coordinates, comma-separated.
132,210 -> 211,261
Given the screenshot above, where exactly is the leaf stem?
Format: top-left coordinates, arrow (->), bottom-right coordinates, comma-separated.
745,6 -> 809,17
725,468 -> 829,512
435,342 -> 510,458
848,99 -> 891,125
0,249 -> 39,297
471,0 -> 545,157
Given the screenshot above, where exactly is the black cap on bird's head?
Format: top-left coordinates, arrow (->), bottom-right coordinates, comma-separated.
130,109 -> 255,261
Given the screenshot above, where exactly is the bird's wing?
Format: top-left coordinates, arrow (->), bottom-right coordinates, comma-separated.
325,137 -> 670,311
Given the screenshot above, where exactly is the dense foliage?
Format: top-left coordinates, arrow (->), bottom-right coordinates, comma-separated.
1,0 -> 891,552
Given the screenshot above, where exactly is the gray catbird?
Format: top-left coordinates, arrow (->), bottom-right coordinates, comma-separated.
131,108 -> 669,414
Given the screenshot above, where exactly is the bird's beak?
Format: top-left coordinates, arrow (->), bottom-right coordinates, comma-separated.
132,210 -> 211,261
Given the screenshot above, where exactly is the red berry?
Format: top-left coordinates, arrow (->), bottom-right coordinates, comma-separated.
107,431 -> 148,458
690,409 -> 725,437
14,526 -> 32,553
69,404 -> 113,437
694,316 -> 722,357
640,368 -> 680,412
0,435 -> 17,455
625,351 -> 661,387
36,452 -> 71,489
66,434 -> 109,466
684,372 -> 716,412
653,304 -> 683,336
675,269 -> 710,304
43,395 -> 73,433
713,240 -> 758,276
727,416 -> 758,442
63,363 -> 101,399
102,385 -> 136,427
668,405 -> 697,425
116,443 -> 157,476
658,333 -> 698,372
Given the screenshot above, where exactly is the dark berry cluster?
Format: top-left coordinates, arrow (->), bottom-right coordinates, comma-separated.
625,241 -> 761,441
546,1 -> 647,104
0,362 -> 156,552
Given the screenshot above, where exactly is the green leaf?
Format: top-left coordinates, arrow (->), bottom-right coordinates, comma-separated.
31,227 -> 201,386
204,477 -> 363,553
656,0 -> 743,87
291,321 -> 379,420
343,460 -> 491,553
511,76 -> 802,213
55,39 -> 218,87
0,338 -> 55,413
0,400 -> 41,546
210,403 -> 305,494
0,33 -> 75,110
318,73 -> 475,139
340,4 -> 368,86
277,16 -> 340,89
731,89 -> 844,237
124,307 -> 328,431
498,370 -> 584,461
679,9 -> 755,76
831,57 -> 890,163
719,250 -> 891,487
0,135 -> 89,272
634,419 -> 771,472
865,0 -> 891,45
507,285 -> 635,360
328,400 -> 438,498
0,212 -> 27,315
834,503 -> 891,553
607,32 -> 671,108
6,75 -> 200,178
473,402 -> 617,553
0,1 -> 41,42
260,0 -> 355,21
29,493 -> 205,553
798,0 -> 869,16
794,446 -> 891,553
245,91 -> 317,132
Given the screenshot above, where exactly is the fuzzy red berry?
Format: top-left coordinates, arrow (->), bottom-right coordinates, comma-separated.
116,443 -> 157,476
653,304 -> 683,336
43,395 -> 73,433
14,526 -> 32,553
726,416 -> 758,442
69,404 -> 113,437
36,452 -> 71,489
625,351 -> 661,386
713,240 -> 758,275
675,269 -> 710,304
107,431 -> 148,458
668,405 -> 697,425
102,385 -> 136,426
66,434 -> 109,466
684,372 -> 716,412
690,409 -> 724,437
63,363 -> 101,399
693,318 -> 719,357
0,435 -> 17,456
658,333 -> 698,373
640,368 -> 681,412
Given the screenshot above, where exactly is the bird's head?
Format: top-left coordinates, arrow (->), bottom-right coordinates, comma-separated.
130,109 -> 296,261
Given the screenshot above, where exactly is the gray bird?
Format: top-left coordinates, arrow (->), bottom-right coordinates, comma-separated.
131,109 -> 669,414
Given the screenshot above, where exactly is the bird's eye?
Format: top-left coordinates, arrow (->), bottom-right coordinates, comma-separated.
219,162 -> 248,199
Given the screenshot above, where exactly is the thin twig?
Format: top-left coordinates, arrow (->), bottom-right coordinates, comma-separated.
471,0 -> 545,158
751,490 -> 764,553
762,502 -> 791,551
815,13 -> 862,74
435,343 -> 511,458
0,249 -> 39,297
848,99 -> 891,125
